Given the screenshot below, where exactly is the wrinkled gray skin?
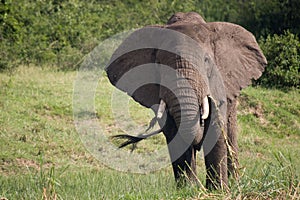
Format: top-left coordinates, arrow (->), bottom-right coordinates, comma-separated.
106,12 -> 267,189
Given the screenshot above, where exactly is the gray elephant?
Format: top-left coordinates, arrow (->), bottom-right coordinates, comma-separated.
106,12 -> 267,189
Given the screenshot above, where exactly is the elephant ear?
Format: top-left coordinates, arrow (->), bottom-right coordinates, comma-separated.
202,54 -> 228,154
208,22 -> 267,99
105,27 -> 163,109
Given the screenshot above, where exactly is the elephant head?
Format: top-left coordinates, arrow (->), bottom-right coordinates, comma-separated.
106,12 -> 267,188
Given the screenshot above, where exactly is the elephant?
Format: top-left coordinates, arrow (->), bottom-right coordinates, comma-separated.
105,12 -> 267,189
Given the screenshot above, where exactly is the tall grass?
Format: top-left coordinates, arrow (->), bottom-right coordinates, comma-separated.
0,67 -> 299,199
1,152 -> 298,199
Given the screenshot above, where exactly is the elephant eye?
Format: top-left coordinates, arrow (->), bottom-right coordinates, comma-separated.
204,54 -> 213,78
169,16 -> 181,24
204,56 -> 210,63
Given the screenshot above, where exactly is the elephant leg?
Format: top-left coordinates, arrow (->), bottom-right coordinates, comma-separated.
170,145 -> 197,185
161,114 -> 198,185
227,99 -> 239,179
203,127 -> 228,190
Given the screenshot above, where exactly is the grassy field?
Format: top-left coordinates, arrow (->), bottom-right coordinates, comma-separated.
0,67 -> 299,199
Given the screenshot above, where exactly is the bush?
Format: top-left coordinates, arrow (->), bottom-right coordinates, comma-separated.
237,0 -> 300,38
258,31 -> 300,88
0,0 -> 201,71
1,0 -> 299,74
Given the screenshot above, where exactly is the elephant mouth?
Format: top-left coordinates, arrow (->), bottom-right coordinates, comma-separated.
157,94 -> 210,145
157,96 -> 209,121
112,95 -> 210,149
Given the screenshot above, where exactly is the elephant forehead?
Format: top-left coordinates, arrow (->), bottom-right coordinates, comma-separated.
167,12 -> 206,25
108,26 -> 207,62
165,23 -> 212,53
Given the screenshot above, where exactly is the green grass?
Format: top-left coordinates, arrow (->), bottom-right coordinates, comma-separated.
0,66 -> 299,199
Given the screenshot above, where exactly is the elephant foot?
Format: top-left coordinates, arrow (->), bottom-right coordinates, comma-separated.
171,146 -> 198,187
203,131 -> 229,190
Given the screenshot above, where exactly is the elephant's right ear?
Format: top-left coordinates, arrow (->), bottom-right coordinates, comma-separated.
105,27 -> 162,109
208,22 -> 267,99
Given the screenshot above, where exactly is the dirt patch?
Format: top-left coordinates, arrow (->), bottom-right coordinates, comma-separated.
15,158 -> 40,170
249,103 -> 268,125
238,95 -> 268,125
0,158 -> 53,176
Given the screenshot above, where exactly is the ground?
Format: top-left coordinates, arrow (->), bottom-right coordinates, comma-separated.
0,66 -> 299,199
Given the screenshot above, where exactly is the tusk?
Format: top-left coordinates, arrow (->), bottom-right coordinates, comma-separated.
157,99 -> 166,119
201,96 -> 209,119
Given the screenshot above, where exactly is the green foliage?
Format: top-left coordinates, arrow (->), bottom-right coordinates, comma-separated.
0,0 -> 200,70
236,0 -> 300,38
1,0 -> 300,90
258,31 -> 300,88
197,0 -> 300,38
196,0 -> 240,22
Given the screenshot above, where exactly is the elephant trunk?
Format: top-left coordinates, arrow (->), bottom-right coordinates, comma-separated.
159,58 -> 209,145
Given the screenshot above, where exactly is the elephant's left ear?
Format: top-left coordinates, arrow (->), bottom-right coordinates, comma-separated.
105,27 -> 163,109
208,22 -> 267,99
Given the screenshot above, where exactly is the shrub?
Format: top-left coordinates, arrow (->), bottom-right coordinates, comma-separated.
258,31 -> 300,88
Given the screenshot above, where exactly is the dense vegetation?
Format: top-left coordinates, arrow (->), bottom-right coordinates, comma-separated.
259,31 -> 300,88
1,0 -> 299,87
